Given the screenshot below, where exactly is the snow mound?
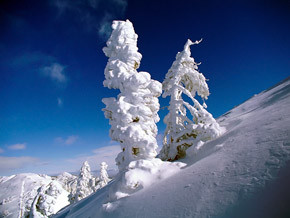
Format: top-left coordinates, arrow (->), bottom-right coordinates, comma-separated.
104,159 -> 185,208
54,77 -> 290,218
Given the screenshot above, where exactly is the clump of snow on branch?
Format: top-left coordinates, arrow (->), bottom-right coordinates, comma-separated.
29,181 -> 69,217
159,39 -> 224,161
102,19 -> 162,171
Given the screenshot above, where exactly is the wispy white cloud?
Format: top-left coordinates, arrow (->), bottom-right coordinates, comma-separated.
8,143 -> 26,150
0,144 -> 120,176
55,135 -> 79,145
57,97 -> 63,107
0,156 -> 39,173
98,0 -> 128,39
41,63 -> 67,84
98,13 -> 113,39
0,148 -> 4,154
10,51 -> 55,68
65,135 -> 79,145
52,0 -> 128,39
66,145 -> 120,170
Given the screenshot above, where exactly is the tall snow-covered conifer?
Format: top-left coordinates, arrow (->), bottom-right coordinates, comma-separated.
102,20 -> 162,171
71,161 -> 94,203
159,39 -> 223,161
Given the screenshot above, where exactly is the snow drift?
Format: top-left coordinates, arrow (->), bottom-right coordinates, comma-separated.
54,76 -> 290,217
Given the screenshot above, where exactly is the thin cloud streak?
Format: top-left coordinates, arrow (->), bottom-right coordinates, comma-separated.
10,51 -> 55,68
57,97 -> 63,107
8,143 -> 26,150
55,135 -> 79,145
66,145 -> 120,170
52,0 -> 128,39
41,63 -> 67,84
0,156 -> 39,173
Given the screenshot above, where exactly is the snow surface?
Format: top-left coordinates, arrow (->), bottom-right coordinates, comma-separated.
0,172 -> 76,218
0,173 -> 53,218
54,77 -> 290,218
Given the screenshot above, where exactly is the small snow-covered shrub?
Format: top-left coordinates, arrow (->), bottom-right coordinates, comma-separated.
159,39 -> 224,161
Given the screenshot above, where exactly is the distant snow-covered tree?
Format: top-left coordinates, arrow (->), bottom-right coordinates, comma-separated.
99,162 -> 111,188
56,172 -> 77,195
159,39 -> 223,161
92,174 -> 100,192
71,161 -> 95,203
102,20 -> 162,171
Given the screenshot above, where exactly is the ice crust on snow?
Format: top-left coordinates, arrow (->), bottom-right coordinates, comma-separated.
102,20 -> 162,171
160,39 -> 224,161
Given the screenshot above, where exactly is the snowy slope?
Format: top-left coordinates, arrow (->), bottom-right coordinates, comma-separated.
0,173 -> 53,217
54,76 -> 289,218
0,173 -> 72,218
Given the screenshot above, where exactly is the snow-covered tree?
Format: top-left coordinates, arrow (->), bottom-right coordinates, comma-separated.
159,39 -> 223,161
102,20 -> 162,171
29,181 -> 69,217
71,161 -> 95,203
99,162 -> 111,188
92,174 -> 100,192
56,172 -> 77,195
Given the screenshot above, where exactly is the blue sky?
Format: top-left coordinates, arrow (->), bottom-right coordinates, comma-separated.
0,0 -> 289,176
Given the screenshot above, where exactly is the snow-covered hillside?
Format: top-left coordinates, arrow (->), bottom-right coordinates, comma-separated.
0,173 -> 72,218
0,173 -> 53,217
54,77 -> 290,218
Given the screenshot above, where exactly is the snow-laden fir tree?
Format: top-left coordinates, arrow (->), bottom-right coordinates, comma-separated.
70,161 -> 95,203
99,162 -> 111,188
102,20 -> 162,171
29,181 -> 69,217
159,39 -> 223,161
